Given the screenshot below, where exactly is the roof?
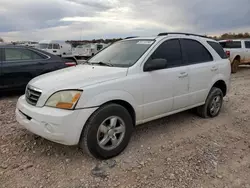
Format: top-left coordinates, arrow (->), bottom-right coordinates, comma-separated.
124,33 -> 216,42
124,36 -> 157,40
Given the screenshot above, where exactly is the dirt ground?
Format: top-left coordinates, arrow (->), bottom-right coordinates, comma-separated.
1,67 -> 250,188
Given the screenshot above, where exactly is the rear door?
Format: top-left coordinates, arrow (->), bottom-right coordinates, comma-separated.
244,41 -> 250,63
180,38 -> 216,107
1,47 -> 47,89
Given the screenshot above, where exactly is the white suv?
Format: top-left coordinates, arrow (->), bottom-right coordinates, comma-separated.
16,33 -> 231,159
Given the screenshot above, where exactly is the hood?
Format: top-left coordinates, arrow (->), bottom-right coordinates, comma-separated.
29,65 -> 128,92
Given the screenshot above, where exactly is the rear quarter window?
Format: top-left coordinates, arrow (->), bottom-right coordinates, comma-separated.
31,50 -> 48,59
207,41 -> 228,59
219,41 -> 242,48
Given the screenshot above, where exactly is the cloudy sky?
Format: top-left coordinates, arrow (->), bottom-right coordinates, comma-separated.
1,0 -> 250,42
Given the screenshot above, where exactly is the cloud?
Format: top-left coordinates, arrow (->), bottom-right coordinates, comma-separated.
0,0 -> 250,41
64,0 -> 115,10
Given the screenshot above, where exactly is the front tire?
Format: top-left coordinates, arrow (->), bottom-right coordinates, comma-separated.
79,104 -> 134,159
197,87 -> 223,118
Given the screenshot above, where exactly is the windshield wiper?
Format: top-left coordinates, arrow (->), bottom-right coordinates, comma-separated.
89,61 -> 113,67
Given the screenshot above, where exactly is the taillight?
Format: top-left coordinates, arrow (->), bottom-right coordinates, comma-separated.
65,62 -> 76,66
225,50 -> 230,57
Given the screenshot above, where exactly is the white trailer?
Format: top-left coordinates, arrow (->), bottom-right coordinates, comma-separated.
24,41 -> 39,48
38,40 -> 72,56
76,43 -> 110,58
38,40 -> 89,63
16,41 -> 39,48
38,40 -> 111,63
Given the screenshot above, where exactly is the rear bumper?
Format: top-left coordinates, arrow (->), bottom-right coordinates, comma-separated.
16,95 -> 97,145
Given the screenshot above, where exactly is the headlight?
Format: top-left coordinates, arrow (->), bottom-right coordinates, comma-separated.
45,90 -> 82,109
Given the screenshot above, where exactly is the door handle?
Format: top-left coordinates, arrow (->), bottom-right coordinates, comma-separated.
53,50 -> 57,53
211,66 -> 218,71
178,72 -> 188,78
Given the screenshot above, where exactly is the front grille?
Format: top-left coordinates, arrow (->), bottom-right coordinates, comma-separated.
25,86 -> 42,106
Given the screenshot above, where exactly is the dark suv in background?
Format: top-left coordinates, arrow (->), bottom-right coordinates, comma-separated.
0,45 -> 76,90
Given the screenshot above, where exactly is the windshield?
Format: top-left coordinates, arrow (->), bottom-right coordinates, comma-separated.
88,40 -> 155,67
39,43 -> 49,49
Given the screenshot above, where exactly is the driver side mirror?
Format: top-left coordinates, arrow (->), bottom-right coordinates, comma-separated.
144,58 -> 167,72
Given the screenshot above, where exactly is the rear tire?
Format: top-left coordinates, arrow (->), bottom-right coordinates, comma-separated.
197,87 -> 223,118
79,104 -> 134,159
231,59 -> 239,73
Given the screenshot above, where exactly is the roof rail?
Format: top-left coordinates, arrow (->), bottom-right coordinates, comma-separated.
157,32 -> 211,39
124,36 -> 138,39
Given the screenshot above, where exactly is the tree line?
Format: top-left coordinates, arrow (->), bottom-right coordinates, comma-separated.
1,32 -> 250,45
208,32 -> 250,40
68,32 -> 250,46
66,38 -> 123,47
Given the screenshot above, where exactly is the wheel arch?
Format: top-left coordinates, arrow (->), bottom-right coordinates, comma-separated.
76,90 -> 139,125
100,100 -> 136,126
211,80 -> 227,96
233,55 -> 241,62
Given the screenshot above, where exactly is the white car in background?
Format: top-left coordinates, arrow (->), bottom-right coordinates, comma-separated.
72,44 -> 88,56
20,41 -> 39,48
219,39 -> 250,73
80,43 -> 109,57
38,40 -> 72,56
16,33 -> 231,159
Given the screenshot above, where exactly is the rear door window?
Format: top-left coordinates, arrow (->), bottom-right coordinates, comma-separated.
5,48 -> 46,61
97,44 -> 103,51
180,39 -> 213,65
219,41 -> 242,48
5,48 -> 25,61
39,44 -> 48,49
48,44 -> 53,49
207,41 -> 228,59
53,44 -> 60,49
245,41 -> 250,49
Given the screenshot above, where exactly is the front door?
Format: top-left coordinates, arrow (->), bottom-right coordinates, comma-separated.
142,39 -> 189,121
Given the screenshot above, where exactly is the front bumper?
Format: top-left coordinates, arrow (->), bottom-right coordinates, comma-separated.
16,95 -> 97,145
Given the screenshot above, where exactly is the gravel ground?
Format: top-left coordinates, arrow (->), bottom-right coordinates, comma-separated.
1,66 -> 250,188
